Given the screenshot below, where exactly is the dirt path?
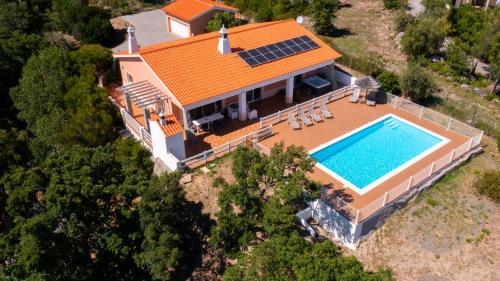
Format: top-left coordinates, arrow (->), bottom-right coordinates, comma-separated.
351,138 -> 500,281
332,0 -> 407,72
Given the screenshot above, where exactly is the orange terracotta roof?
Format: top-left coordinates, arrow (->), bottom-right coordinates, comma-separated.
150,114 -> 184,137
162,0 -> 238,22
138,20 -> 342,107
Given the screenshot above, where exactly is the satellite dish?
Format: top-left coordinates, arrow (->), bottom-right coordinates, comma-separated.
296,16 -> 304,24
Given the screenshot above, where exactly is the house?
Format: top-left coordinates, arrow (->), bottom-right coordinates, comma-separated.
112,20 -> 342,169
454,0 -> 500,9
162,0 -> 239,38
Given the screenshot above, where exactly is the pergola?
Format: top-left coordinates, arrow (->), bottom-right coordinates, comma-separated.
354,76 -> 381,102
119,81 -> 172,131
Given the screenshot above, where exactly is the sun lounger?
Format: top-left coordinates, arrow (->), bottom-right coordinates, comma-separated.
298,109 -> 313,126
308,105 -> 323,122
288,113 -> 300,130
320,103 -> 333,118
350,87 -> 360,103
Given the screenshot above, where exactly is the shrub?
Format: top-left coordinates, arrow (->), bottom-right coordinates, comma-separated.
475,170 -> 500,203
445,40 -> 471,78
395,11 -> 415,32
383,0 -> 403,10
401,17 -> 449,60
399,62 -> 437,102
206,12 -> 245,32
311,0 -> 340,35
377,70 -> 401,95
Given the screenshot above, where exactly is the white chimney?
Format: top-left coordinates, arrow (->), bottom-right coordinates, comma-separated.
217,25 -> 231,55
127,25 -> 138,54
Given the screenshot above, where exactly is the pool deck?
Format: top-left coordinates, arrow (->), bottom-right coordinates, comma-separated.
259,96 -> 468,212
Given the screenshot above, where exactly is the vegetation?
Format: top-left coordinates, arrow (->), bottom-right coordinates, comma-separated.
311,0 -> 339,35
475,170 -> 500,203
383,0 -> 405,10
206,12 -> 246,32
223,233 -> 393,281
401,17 -> 449,60
377,70 -> 401,95
399,63 -> 437,101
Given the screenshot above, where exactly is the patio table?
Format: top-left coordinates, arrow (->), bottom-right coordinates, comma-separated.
192,112 -> 224,132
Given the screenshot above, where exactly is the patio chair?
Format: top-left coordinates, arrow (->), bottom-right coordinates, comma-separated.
298,109 -> 313,126
320,103 -> 333,118
308,105 -> 323,122
350,87 -> 360,103
288,113 -> 301,130
366,91 -> 376,106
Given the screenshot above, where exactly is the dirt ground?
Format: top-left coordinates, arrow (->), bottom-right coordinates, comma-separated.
181,157 -> 236,220
350,137 -> 500,281
332,0 -> 407,72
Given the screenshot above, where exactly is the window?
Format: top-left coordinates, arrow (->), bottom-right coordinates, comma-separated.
246,88 -> 261,103
126,73 -> 134,84
188,100 -> 222,120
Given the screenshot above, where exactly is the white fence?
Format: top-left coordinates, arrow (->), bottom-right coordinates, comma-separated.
120,108 -> 153,151
326,93 -> 484,224
259,85 -> 353,129
179,126 -> 273,168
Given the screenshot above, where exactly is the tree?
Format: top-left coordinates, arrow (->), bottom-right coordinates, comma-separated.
206,12 -> 245,32
448,5 -> 486,45
399,63 -> 437,101
401,17 -> 449,60
446,40 -> 471,78
311,0 -> 339,35
383,0 -> 405,10
377,70 -> 401,95
223,232 -> 394,281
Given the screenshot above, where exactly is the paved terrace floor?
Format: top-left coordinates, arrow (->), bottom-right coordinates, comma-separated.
185,89 -> 337,157
258,96 -> 468,211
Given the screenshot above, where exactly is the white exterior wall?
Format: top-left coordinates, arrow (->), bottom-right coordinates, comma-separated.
149,120 -> 181,171
166,133 -> 186,160
310,200 -> 361,249
169,18 -> 190,38
335,69 -> 357,86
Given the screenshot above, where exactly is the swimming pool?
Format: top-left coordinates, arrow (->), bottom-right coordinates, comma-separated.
310,114 -> 449,195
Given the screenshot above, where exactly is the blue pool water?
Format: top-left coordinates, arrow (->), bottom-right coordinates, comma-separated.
310,116 -> 444,190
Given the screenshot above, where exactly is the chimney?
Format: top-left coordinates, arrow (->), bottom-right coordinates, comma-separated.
159,111 -> 167,126
127,25 -> 138,54
217,25 -> 231,55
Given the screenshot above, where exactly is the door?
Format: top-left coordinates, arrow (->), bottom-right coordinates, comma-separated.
170,18 -> 190,38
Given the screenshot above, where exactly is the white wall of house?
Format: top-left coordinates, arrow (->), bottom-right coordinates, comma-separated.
166,133 -> 186,160
149,120 -> 182,170
310,200 -> 362,249
169,18 -> 190,38
335,68 -> 357,86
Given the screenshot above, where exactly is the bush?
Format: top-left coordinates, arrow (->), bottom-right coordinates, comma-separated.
311,0 -> 340,35
383,0 -> 403,10
402,17 -> 449,60
475,170 -> 500,203
399,62 -> 437,102
395,11 -> 414,32
445,40 -> 471,78
377,70 -> 401,95
206,12 -> 245,32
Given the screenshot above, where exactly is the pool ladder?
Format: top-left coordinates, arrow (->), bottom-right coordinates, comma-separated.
384,119 -> 399,129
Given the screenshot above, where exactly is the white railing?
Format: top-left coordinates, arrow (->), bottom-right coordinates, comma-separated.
377,93 -> 483,140
179,126 -> 273,168
259,85 -> 353,128
347,138 -> 476,223
120,108 -> 153,151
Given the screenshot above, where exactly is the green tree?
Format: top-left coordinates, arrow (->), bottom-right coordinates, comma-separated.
402,17 -> 449,60
377,70 -> 401,95
311,0 -> 339,35
206,12 -> 245,32
399,62 -> 437,101
448,5 -> 486,45
223,232 -> 394,281
446,40 -> 471,78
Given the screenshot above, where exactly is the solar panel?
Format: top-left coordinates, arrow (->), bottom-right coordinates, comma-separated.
237,35 -> 320,67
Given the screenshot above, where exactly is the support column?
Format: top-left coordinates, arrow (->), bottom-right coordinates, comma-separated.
143,108 -> 151,133
325,63 -> 337,90
285,77 -> 294,104
124,92 -> 133,114
238,92 -> 247,121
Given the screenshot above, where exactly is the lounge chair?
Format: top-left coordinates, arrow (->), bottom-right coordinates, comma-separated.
308,105 -> 323,122
320,103 -> 333,118
350,87 -> 360,103
288,113 -> 300,130
366,91 -> 376,106
298,109 -> 313,126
